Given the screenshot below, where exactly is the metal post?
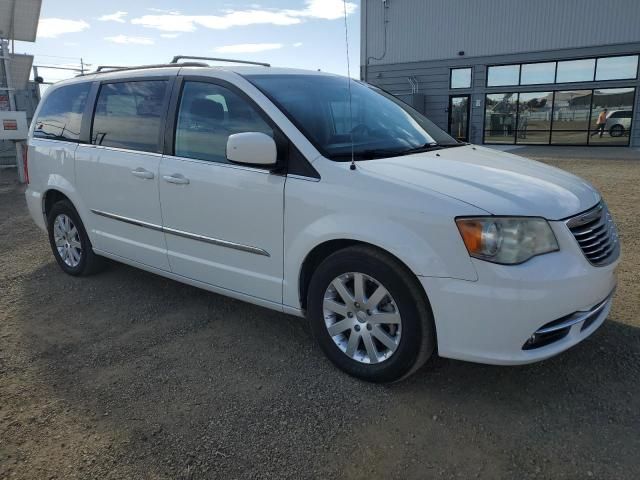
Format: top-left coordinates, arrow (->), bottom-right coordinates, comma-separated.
1,38 -> 25,182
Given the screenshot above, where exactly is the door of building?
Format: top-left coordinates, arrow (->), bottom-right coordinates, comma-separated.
448,95 -> 470,142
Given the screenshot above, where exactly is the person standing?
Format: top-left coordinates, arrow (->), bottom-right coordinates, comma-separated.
591,108 -> 608,137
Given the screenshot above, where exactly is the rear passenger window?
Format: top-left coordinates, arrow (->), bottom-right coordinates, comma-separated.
174,81 -> 273,164
34,83 -> 90,142
92,80 -> 168,153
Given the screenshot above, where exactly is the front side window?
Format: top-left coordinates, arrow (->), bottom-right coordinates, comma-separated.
34,83 -> 90,141
92,80 -> 168,153
245,74 -> 458,161
450,68 -> 471,89
174,81 -> 273,163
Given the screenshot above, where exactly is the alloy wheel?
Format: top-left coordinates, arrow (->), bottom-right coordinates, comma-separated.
53,213 -> 82,268
323,272 -> 401,364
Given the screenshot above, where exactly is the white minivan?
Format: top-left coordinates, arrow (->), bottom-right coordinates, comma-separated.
25,58 -> 620,382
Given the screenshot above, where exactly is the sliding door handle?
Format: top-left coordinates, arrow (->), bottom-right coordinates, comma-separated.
162,174 -> 190,185
131,168 -> 154,179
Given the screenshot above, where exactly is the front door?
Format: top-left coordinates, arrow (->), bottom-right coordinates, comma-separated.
448,95 -> 470,142
75,79 -> 172,270
158,79 -> 285,304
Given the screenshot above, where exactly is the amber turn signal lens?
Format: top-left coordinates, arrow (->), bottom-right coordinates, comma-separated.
456,219 -> 483,254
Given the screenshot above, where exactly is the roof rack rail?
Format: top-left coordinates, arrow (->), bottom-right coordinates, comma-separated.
85,62 -> 210,75
171,55 -> 271,67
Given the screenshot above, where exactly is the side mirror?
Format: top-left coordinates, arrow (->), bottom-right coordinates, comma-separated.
226,132 -> 277,166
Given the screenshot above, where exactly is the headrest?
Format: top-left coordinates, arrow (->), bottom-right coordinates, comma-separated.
190,98 -> 224,122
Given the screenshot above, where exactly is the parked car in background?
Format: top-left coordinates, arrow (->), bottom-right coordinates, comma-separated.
24,58 -> 620,382
605,109 -> 633,137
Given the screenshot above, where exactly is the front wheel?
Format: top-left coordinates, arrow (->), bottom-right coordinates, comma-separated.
307,246 -> 435,382
47,200 -> 105,276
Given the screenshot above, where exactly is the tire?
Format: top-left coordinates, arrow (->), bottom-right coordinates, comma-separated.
307,245 -> 436,383
609,124 -> 625,137
47,199 -> 105,276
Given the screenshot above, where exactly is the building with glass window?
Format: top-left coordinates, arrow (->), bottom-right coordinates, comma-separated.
360,0 -> 640,147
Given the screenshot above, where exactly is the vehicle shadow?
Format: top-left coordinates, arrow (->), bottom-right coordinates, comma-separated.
9,259 -> 640,479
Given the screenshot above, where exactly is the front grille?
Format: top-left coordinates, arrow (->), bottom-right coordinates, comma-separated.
566,202 -> 619,267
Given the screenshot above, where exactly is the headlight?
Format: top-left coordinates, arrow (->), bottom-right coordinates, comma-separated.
455,217 -> 559,265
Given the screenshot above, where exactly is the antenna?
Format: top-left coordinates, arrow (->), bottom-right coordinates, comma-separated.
342,0 -> 356,171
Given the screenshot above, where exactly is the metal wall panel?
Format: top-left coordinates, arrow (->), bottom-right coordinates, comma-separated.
362,0 -> 640,67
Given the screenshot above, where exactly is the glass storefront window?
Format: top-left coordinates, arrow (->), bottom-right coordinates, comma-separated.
487,65 -> 520,87
484,93 -> 517,144
551,90 -> 592,144
556,59 -> 595,83
450,68 -> 472,89
595,56 -> 639,81
516,92 -> 552,144
520,62 -> 556,85
589,88 -> 635,145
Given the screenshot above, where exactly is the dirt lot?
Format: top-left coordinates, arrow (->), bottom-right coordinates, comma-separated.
1,147 -> 639,479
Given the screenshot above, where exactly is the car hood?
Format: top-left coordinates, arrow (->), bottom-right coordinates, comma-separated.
357,145 -> 600,220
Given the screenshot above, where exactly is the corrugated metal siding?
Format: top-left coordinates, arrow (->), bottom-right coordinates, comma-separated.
363,0 -> 640,66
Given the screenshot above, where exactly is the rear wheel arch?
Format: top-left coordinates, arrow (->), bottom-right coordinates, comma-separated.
43,189 -> 73,220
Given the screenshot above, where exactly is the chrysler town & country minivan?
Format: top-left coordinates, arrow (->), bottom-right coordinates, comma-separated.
24,58 -> 620,382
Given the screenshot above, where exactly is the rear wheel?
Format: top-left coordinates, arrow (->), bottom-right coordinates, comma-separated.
307,245 -> 435,382
609,124 -> 625,137
47,200 -> 104,276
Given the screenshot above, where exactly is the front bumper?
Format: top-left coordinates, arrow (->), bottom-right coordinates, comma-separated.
421,220 -> 619,365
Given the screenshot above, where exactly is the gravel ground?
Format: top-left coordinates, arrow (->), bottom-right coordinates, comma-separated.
1,148 -> 639,479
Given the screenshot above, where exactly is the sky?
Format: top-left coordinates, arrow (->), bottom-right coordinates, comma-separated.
15,0 -> 360,84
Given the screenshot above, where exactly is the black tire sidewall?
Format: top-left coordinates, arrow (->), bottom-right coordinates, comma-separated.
47,200 -> 92,276
307,248 -> 432,382
610,125 -> 624,137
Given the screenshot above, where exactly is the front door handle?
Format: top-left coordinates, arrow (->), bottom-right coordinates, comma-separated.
162,174 -> 190,185
131,168 -> 154,179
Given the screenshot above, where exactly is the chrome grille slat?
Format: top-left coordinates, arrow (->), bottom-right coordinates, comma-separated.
566,202 -> 619,267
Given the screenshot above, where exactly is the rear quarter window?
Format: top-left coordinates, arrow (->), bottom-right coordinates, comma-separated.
33,83 -> 90,142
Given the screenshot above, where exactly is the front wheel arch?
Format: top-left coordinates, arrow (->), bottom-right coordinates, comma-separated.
298,239 -> 428,312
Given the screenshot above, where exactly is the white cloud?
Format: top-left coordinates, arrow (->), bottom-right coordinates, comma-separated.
293,42 -> 303,47
160,33 -> 181,39
215,43 -> 283,53
295,0 -> 357,20
148,8 -> 181,15
105,35 -> 155,45
131,0 -> 357,32
98,11 -> 128,23
38,18 -> 90,38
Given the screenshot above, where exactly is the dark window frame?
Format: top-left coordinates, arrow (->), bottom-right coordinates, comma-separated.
486,64 -> 521,87
594,54 -> 640,82
519,61 -> 557,86
88,76 -> 175,154
33,81 -> 92,143
449,67 -> 472,90
482,86 -> 636,147
447,95 -> 470,141
165,75 -> 319,179
485,53 -> 639,88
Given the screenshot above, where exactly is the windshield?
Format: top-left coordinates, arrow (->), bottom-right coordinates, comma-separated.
244,74 -> 461,161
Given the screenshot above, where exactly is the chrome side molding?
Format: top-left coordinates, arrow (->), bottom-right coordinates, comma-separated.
90,209 -> 270,257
